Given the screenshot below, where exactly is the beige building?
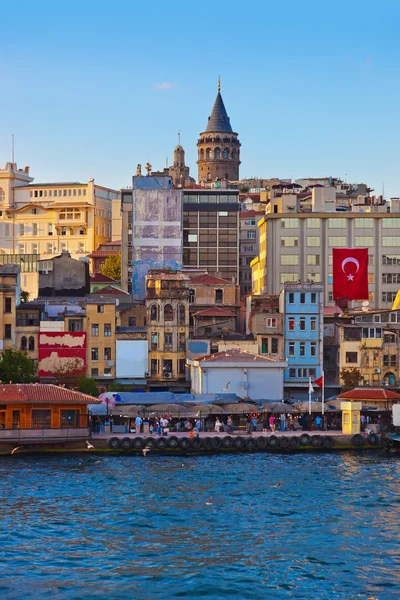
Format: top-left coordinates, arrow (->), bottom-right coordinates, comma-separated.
0,265 -> 21,352
252,188 -> 400,309
0,161 -> 119,298
85,300 -> 117,380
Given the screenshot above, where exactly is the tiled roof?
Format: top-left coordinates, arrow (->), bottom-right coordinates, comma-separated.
337,388 -> 400,400
194,307 -> 236,317
90,273 -> 118,283
88,250 -> 120,258
190,274 -> 232,285
0,384 -> 100,404
205,92 -> 233,133
101,240 -> 121,246
195,348 -> 281,364
146,271 -> 190,281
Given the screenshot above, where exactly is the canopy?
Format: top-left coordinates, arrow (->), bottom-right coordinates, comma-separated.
261,402 -> 294,414
110,405 -> 146,418
189,404 -> 225,416
222,403 -> 259,414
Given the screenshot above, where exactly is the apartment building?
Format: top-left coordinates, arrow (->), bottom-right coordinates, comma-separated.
239,210 -> 264,295
0,265 -> 21,351
0,161 -> 119,298
252,187 -> 400,308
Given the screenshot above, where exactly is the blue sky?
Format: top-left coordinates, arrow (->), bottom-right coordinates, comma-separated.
1,0 -> 400,198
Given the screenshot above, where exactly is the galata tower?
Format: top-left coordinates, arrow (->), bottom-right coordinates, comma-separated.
197,78 -> 241,183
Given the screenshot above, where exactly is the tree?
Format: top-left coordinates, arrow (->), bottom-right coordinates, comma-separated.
77,376 -> 99,397
20,290 -> 30,303
340,368 -> 362,392
99,253 -> 121,281
240,186 -> 250,193
0,349 -> 37,383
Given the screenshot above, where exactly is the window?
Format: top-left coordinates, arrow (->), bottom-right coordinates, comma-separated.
307,236 -> 320,247
266,318 -> 277,328
288,318 -> 295,331
310,342 -> 316,357
178,333 -> 185,351
300,293 -> 306,304
307,255 -> 320,265
289,368 -> 296,378
308,273 -> 321,282
150,305 -> 158,321
18,243 -> 25,254
5,224 -> 10,237
307,218 -> 320,229
355,236 -> 374,247
178,359 -> 186,375
310,317 -> 316,331
288,342 -> 295,356
151,359 -> 158,375
128,317 -> 137,327
280,273 -> 299,283
271,338 -> 278,354
247,231 -> 256,239
4,298 -> 12,313
32,409 -> 51,429
328,218 -> 346,228
355,218 -> 374,229
261,338 -> 268,353
104,368 -> 111,376
362,327 -> 382,339
28,336 -> 35,351
383,254 -> 400,265
280,255 -> 298,266
281,236 -> 298,247
281,218 -> 299,228
368,273 -> 374,284
391,354 -> 397,366
215,289 -> 223,304
68,320 -> 82,332
382,292 -> 397,303
104,348 -> 112,361
369,254 -> 374,266
288,293 -> 294,304
164,333 -> 173,349
61,242 -> 68,252
329,236 -> 347,247
383,218 -> 400,228
4,324 -> 11,339
91,324 -> 99,336
300,342 -> 305,356
151,332 -> 159,351
32,223 -> 38,236
383,237 -> 400,247
31,243 -> 39,254
97,305 -> 104,313
104,324 -> 112,337
78,242 -> 85,252
309,368 -> 316,378
20,336 -> 27,351
384,333 -> 396,343
91,348 -> 98,361
346,352 -> 358,363
164,304 -> 174,320
382,273 -> 400,284
19,224 -> 25,236
46,243 -> 53,254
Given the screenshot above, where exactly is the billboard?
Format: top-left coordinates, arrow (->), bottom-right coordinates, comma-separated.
116,340 -> 148,378
38,332 -> 86,378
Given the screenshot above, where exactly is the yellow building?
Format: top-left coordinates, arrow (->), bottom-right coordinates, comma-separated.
250,256 -> 262,295
146,270 -> 189,384
0,265 -> 20,351
0,161 -> 119,298
85,300 -> 117,381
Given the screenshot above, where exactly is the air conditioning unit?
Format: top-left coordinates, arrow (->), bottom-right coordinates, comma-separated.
164,373 -> 172,379
127,241 -> 132,247
145,372 -> 151,377
127,277 -> 132,283
374,368 -> 381,374
127,260 -> 132,266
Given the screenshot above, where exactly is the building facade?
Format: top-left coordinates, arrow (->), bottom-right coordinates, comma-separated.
0,265 -> 21,352
182,188 -> 240,282
282,283 -> 324,391
239,210 -> 264,295
197,82 -> 240,183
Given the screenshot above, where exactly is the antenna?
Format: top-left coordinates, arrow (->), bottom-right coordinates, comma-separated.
12,134 -> 14,163
382,182 -> 385,198
218,75 -> 220,92
178,130 -> 181,145
166,156 -> 168,168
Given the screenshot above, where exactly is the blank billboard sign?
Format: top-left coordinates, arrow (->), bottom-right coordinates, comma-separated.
116,340 -> 148,378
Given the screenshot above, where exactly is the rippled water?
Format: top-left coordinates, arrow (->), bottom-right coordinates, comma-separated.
0,452 -> 399,599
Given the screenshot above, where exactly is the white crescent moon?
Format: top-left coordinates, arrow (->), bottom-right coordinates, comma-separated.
341,257 -> 360,273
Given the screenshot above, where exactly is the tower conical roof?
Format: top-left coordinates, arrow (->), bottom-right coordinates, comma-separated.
205,91 -> 233,133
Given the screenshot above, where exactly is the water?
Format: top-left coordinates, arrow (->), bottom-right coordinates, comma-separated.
0,452 -> 399,600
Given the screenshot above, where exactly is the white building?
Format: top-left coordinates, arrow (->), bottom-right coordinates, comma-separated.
187,348 -> 287,401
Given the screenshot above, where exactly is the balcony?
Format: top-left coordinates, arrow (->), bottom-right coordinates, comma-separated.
146,289 -> 189,300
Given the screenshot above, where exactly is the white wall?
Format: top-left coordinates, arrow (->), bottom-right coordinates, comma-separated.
116,340 -> 148,378
193,365 -> 284,401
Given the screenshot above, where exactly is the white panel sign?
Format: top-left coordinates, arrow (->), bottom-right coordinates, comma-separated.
116,340 -> 148,378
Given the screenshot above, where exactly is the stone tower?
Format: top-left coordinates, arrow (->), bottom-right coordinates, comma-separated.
197,79 -> 240,183
169,144 -> 195,187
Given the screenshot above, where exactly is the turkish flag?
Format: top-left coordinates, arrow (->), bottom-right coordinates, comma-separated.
315,375 -> 324,388
333,248 -> 369,301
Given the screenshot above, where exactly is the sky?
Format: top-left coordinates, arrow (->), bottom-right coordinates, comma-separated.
1,0 -> 400,198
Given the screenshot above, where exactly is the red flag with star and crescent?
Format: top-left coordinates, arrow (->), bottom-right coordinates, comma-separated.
333,248 -> 369,301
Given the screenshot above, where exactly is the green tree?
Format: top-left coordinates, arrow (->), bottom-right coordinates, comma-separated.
0,349 -> 37,383
340,368 -> 362,392
20,290 -> 30,303
99,253 -> 121,280
77,376 -> 99,397
240,186 -> 250,193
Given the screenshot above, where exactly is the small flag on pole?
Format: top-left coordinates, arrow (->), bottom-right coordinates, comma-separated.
315,374 -> 324,388
308,378 -> 314,394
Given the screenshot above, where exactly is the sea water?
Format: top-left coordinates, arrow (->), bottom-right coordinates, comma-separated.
0,452 -> 399,599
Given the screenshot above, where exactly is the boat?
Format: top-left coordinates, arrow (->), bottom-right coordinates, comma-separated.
383,404 -> 400,452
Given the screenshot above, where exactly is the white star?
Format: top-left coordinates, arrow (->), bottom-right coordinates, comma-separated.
347,274 -> 354,281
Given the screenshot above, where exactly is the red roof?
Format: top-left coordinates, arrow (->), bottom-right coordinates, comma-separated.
194,348 -> 281,364
90,273 -> 118,283
337,388 -> 400,400
194,307 -> 236,318
324,306 -> 343,316
88,250 -> 120,258
101,240 -> 121,246
190,274 -> 233,285
0,384 -> 100,404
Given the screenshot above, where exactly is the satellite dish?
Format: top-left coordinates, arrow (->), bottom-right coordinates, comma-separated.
362,301 -> 370,306
115,299 -> 120,306
108,361 -> 114,367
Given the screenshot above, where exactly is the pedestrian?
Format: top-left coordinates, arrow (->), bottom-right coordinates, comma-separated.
360,414 -> 366,432
95,416 -> 101,435
251,415 -> 258,432
262,415 -> 269,432
184,419 -> 192,430
214,417 -> 222,433
195,418 -> 201,432
135,415 -> 143,434
160,415 -> 169,434
155,419 -> 161,435
280,413 -> 286,432
227,415 -> 233,433
315,415 -> 322,431
176,420 -> 181,432
269,414 -> 275,432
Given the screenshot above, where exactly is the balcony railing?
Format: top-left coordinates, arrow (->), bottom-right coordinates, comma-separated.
0,427 -> 90,443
